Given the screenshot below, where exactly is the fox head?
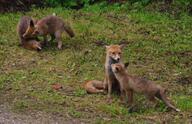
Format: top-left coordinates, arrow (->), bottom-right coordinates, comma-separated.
31,41 -> 42,51
32,22 -> 48,36
111,63 -> 129,74
105,44 -> 126,62
23,20 -> 36,38
23,40 -> 42,51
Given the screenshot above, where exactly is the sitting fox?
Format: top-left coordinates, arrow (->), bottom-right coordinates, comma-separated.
83,44 -> 126,95
32,15 -> 75,49
104,44 -> 126,101
17,16 -> 41,51
111,63 -> 180,112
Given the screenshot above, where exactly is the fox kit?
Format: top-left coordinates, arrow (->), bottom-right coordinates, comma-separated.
104,44 -> 126,101
17,16 -> 41,51
111,63 -> 180,112
32,15 -> 75,49
83,80 -> 105,94
22,40 -> 42,51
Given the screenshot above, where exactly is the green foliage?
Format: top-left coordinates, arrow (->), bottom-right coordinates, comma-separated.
44,0 -> 93,7
129,0 -> 152,5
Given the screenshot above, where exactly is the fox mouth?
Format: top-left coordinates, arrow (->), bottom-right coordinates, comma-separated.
111,58 -> 120,63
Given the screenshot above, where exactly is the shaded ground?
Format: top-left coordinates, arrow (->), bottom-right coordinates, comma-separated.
0,4 -> 192,124
0,104 -> 84,124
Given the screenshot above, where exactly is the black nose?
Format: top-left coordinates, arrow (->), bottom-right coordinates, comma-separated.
33,31 -> 39,35
37,47 -> 42,52
117,58 -> 120,61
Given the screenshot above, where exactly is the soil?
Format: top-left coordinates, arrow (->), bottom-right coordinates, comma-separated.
0,104 -> 84,124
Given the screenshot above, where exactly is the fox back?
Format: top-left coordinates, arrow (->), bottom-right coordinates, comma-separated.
33,15 -> 75,37
111,63 -> 163,95
17,16 -> 36,43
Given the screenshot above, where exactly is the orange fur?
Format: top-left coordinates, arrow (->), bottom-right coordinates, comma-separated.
83,80 -> 105,94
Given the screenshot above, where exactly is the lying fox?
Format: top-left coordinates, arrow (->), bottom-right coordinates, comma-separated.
32,15 -> 75,49
104,44 -> 126,101
83,80 -> 105,94
111,63 -> 180,112
21,39 -> 42,51
17,16 -> 41,51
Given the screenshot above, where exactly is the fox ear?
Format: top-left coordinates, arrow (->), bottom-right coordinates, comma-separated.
94,40 -> 107,47
105,45 -> 110,49
29,20 -> 34,27
124,62 -> 129,68
120,44 -> 127,49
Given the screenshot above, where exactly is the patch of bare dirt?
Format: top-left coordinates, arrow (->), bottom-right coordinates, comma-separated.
0,104 -> 84,124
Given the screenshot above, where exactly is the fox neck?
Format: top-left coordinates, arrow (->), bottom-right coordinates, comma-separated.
106,55 -> 121,75
114,71 -> 128,85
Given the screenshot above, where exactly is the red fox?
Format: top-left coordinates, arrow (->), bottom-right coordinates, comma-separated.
32,15 -> 75,49
17,16 -> 41,51
104,44 -> 126,101
83,80 -> 105,94
111,63 -> 180,112
21,40 -> 42,51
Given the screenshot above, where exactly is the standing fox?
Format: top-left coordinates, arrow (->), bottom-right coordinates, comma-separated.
104,44 -> 126,101
111,63 -> 180,112
32,15 -> 75,49
17,16 -> 42,51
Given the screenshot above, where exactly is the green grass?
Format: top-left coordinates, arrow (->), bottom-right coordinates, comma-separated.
0,4 -> 192,123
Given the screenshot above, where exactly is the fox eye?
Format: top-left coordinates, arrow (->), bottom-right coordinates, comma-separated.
112,52 -> 115,55
119,52 -> 121,55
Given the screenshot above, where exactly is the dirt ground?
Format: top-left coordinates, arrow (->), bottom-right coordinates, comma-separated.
0,104 -> 85,124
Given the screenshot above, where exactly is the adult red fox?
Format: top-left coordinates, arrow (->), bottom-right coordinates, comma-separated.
104,44 -> 126,101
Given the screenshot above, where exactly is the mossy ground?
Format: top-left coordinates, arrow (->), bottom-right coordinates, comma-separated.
0,3 -> 191,123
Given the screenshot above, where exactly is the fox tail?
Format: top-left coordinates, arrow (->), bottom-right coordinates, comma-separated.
63,23 -> 75,37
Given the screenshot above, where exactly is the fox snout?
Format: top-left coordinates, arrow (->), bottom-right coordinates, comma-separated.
111,64 -> 118,73
116,57 -> 120,62
112,55 -> 121,62
32,30 -> 39,35
36,45 -> 42,51
23,33 -> 28,38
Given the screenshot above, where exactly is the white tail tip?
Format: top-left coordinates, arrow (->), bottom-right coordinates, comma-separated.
175,108 -> 181,112
52,13 -> 56,16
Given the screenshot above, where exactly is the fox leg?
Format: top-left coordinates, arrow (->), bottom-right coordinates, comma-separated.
55,31 -> 62,49
105,75 -> 112,103
120,85 -> 126,103
50,34 -> 55,41
120,90 -> 126,104
103,77 -> 108,90
147,95 -> 158,108
127,90 -> 133,107
43,35 -> 48,46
